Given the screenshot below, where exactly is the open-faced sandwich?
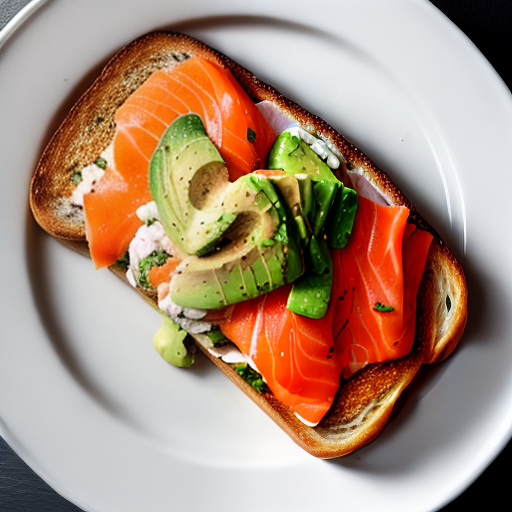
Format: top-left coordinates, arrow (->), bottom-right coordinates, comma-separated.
29,31 -> 467,458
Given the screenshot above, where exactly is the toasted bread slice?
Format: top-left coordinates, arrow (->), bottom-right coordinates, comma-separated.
29,31 -> 467,458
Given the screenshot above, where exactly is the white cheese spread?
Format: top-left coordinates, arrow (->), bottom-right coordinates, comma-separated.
125,220 -> 175,287
70,143 -> 114,206
158,290 -> 210,334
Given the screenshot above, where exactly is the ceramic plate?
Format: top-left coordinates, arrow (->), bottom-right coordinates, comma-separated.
1,0 -> 512,510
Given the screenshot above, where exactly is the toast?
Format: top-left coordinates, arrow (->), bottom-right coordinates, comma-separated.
29,31 -> 467,458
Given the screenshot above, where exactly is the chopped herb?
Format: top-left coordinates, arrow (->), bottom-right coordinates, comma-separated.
145,217 -> 157,227
138,249 -> 170,289
207,328 -> 228,345
247,128 -> 256,143
232,363 -> 268,393
374,302 -> 394,312
71,170 -> 83,185
94,157 -> 107,169
115,251 -> 130,270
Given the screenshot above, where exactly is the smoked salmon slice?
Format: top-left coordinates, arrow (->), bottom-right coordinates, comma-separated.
332,196 -> 433,378
83,167 -> 150,268
220,195 -> 432,424
219,284 -> 348,426
83,56 -> 276,268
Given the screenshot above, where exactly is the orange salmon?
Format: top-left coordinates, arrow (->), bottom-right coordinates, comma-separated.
219,284 -> 348,425
83,57 -> 276,268
220,195 -> 432,423
332,196 -> 433,377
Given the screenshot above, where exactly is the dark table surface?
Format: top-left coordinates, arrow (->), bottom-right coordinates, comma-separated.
1,0 -> 511,510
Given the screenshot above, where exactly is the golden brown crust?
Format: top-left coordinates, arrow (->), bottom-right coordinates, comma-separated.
29,31 -> 467,458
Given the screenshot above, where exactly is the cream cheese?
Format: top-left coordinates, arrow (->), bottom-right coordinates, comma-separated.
158,290 -> 210,334
286,126 -> 341,169
193,334 -> 258,367
125,220 -> 175,288
70,143 -> 114,206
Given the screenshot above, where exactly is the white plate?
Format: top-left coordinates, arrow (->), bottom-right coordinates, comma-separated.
1,0 -> 511,510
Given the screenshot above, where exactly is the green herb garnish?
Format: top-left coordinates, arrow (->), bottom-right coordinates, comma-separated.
232,363 -> 268,393
207,328 -> 228,345
94,157 -> 107,169
374,302 -> 394,312
71,170 -> 83,185
138,249 -> 170,289
247,128 -> 256,143
115,251 -> 130,270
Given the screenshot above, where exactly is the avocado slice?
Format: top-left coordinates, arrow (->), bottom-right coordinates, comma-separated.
268,130 -> 343,238
268,131 -> 339,183
149,114 -> 237,256
153,315 -> 195,368
296,173 -> 314,219
169,174 -> 304,309
326,186 -> 359,249
286,237 -> 333,319
257,172 -> 310,241
268,131 -> 343,319
312,180 -> 338,236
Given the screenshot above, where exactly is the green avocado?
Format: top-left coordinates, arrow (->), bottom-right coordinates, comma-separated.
286,237 -> 333,319
326,185 -> 358,249
296,173 -> 313,219
262,172 -> 310,241
268,131 -> 339,183
267,130 -> 342,238
169,173 -> 304,309
150,114 -> 305,310
268,131 -> 344,319
149,114 -> 236,257
153,316 -> 195,368
311,180 -> 338,236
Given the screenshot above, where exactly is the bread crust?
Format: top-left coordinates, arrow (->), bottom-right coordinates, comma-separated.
29,31 -> 467,458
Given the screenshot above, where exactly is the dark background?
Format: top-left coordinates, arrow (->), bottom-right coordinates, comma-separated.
1,0 -> 511,510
